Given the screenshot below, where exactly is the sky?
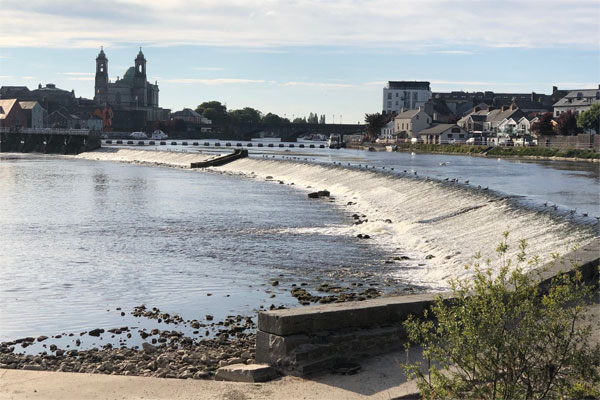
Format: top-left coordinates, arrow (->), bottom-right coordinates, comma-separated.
0,0 -> 599,124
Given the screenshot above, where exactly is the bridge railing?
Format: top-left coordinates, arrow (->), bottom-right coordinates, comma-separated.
0,127 -> 91,136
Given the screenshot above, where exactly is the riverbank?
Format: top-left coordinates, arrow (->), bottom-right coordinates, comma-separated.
0,347 -> 420,400
348,142 -> 600,162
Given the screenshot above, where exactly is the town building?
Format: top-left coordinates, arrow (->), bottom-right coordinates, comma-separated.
379,120 -> 395,140
18,101 -> 45,128
458,102 -> 525,135
171,108 -> 212,125
94,47 -> 170,130
418,123 -> 469,144
383,81 -> 432,115
553,87 -> 600,117
0,99 -> 27,128
393,108 -> 432,138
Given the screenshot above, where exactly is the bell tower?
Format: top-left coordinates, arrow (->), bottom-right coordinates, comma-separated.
94,46 -> 109,104
133,47 -> 148,107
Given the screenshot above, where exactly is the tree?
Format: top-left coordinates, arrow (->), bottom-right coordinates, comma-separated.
364,112 -> 388,141
195,101 -> 229,124
577,103 -> 600,133
556,110 -> 579,136
262,112 -> 289,124
228,107 -> 262,124
319,114 -> 326,124
403,234 -> 600,399
530,112 -> 555,136
307,113 -> 318,124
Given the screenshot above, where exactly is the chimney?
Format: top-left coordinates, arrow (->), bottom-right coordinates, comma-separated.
531,91 -> 536,102
501,105 -> 509,111
552,86 -> 558,93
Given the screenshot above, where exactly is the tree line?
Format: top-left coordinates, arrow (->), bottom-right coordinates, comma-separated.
530,103 -> 599,136
194,101 -> 327,125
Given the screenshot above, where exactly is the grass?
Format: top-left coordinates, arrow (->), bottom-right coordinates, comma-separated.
394,143 -> 599,160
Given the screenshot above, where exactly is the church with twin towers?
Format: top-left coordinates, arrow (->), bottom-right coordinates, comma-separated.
94,47 -> 169,127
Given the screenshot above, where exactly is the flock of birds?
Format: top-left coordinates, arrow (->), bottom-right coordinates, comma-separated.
260,153 -> 598,222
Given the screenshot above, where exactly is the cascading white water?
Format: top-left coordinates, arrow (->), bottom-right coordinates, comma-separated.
219,158 -> 597,289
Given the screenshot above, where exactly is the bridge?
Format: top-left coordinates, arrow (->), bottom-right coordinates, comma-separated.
224,122 -> 364,141
0,127 -> 101,154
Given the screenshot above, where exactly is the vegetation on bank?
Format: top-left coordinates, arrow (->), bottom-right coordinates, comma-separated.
403,234 -> 600,399
390,143 -> 600,160
486,146 -> 599,159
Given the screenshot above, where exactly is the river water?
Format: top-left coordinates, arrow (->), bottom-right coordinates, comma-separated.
0,146 -> 598,347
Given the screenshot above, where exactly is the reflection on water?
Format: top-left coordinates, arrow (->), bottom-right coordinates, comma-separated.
0,157 -> 391,341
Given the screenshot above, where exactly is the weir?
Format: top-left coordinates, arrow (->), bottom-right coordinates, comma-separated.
218,158 -> 597,289
0,128 -> 101,154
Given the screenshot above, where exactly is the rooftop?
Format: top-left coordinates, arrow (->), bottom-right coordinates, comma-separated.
386,81 -> 431,90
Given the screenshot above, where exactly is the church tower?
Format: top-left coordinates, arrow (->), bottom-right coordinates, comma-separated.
133,48 -> 148,107
94,47 -> 109,104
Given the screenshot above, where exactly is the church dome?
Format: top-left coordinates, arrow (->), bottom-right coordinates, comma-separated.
120,67 -> 136,85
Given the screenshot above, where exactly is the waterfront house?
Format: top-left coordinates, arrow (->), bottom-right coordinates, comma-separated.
0,99 -> 27,128
379,120 -> 395,140
19,101 -> 45,129
418,123 -> 469,144
393,108 -> 432,139
553,87 -> 600,117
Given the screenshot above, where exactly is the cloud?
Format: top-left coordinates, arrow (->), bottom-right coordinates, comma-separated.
21,76 -> 36,80
0,0 -> 597,50
66,77 -> 95,81
284,81 -> 355,88
58,72 -> 94,76
193,67 -> 224,71
163,78 -> 266,85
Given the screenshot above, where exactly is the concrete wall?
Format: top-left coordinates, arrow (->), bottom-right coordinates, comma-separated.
256,238 -> 599,376
538,133 -> 600,150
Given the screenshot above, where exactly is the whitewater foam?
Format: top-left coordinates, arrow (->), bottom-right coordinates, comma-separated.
217,158 -> 597,289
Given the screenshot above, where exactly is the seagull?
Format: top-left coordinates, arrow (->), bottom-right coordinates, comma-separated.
569,209 -> 576,215
464,180 -> 469,184
477,185 -> 481,189
552,204 -> 558,210
414,171 -> 417,175
543,202 -> 547,207
582,212 -> 588,217
444,178 -> 449,181
483,187 -> 489,190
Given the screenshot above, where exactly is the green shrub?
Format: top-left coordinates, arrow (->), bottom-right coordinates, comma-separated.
404,233 -> 600,399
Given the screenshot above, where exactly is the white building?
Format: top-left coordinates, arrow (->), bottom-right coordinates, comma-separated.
379,120 -> 395,140
553,87 -> 600,117
394,108 -> 432,139
383,81 -> 432,115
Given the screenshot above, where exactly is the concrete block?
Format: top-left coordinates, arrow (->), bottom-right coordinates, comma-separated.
258,293 -> 440,336
214,363 -> 278,383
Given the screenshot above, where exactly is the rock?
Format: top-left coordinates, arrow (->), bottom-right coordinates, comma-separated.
215,363 -> 277,383
205,315 -> 213,321
23,365 -> 44,371
425,254 -> 435,260
36,336 -> 48,342
142,342 -> 156,354
49,344 -> 57,351
307,192 -> 319,199
271,280 -> 279,286
89,328 -> 104,337
317,190 -> 330,197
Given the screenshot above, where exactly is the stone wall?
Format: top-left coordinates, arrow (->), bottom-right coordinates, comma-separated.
0,131 -> 100,154
256,238 -> 599,376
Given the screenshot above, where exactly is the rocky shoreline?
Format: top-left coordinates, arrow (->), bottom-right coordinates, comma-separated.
0,306 -> 257,380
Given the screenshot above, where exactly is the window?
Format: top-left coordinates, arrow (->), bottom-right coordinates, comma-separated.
427,118 -> 430,123
388,93 -> 392,99
459,134 -> 465,138
395,92 -> 399,97
395,101 -> 398,106
387,101 -> 392,108
451,127 -> 461,133
416,115 -> 419,120
448,133 -> 454,138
